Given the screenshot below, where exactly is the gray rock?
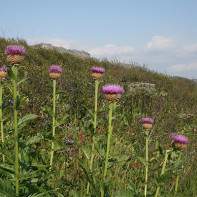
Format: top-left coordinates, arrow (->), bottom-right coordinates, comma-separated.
127,82 -> 156,90
32,43 -> 90,58
192,79 -> 197,83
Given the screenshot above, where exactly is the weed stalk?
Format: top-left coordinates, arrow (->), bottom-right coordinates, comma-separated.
50,79 -> 56,169
101,102 -> 113,197
87,80 -> 99,194
145,130 -> 149,197
0,81 -> 5,163
174,152 -> 181,195
12,66 -> 19,196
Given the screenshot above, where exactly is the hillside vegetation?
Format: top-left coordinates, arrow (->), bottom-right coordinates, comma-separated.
0,37 -> 197,196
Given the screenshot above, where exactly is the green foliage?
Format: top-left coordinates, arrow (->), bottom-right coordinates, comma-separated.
0,37 -> 196,196
0,178 -> 15,197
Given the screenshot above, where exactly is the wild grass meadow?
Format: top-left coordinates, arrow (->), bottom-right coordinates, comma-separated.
0,37 -> 196,197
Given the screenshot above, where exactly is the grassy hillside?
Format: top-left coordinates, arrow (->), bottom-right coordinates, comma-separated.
0,37 -> 196,113
0,37 -> 197,196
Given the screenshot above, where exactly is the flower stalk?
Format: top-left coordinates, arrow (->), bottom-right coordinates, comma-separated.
12,66 -> 19,196
50,79 -> 56,169
145,129 -> 149,197
141,118 -> 154,197
0,65 -> 7,163
104,104 -> 113,177
87,79 -> 99,194
0,81 -> 5,163
174,152 -> 181,195
101,102 -> 113,197
113,102 -> 117,115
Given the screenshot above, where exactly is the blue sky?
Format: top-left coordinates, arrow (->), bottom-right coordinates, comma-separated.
1,0 -> 197,79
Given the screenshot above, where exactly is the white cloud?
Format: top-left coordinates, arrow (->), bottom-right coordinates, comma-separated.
146,36 -> 175,51
183,43 -> 197,53
27,37 -> 135,58
170,62 -> 197,72
27,38 -> 91,51
88,44 -> 134,56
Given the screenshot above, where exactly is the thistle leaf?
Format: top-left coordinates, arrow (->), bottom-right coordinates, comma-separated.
18,114 -> 38,128
0,178 -> 15,197
17,77 -> 26,86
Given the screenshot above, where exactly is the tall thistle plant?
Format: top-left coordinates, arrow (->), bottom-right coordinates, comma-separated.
87,67 -> 105,195
154,134 -> 188,197
5,45 -> 26,197
0,65 -> 7,163
49,65 -> 62,170
141,118 -> 154,197
101,85 -> 124,197
171,134 -> 188,195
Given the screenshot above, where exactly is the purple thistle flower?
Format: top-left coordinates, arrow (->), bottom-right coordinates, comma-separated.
49,65 -> 62,73
5,45 -> 26,55
0,65 -> 7,72
102,85 -> 124,94
9,100 -> 14,105
91,67 -> 105,73
171,134 -> 188,144
141,118 -> 154,124
66,138 -> 74,144
65,135 -> 75,144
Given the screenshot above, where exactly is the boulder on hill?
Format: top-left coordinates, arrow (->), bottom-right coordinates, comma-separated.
32,43 -> 90,58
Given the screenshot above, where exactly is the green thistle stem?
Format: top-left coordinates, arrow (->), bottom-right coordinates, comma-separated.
101,102 -> 113,197
174,152 -> 181,195
155,150 -> 170,197
50,79 -> 56,169
0,81 -> 5,163
13,67 -> 19,197
112,102 -> 117,118
145,130 -> 149,197
87,80 -> 99,195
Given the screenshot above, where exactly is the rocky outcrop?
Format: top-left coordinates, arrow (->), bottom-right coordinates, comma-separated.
32,43 -> 90,58
192,79 -> 197,83
128,82 -> 156,90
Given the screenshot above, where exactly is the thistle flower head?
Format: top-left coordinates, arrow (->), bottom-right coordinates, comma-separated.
5,45 -> 26,55
171,134 -> 188,144
102,85 -> 124,94
0,65 -> 7,72
141,118 -> 154,124
49,65 -> 62,73
91,67 -> 105,73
